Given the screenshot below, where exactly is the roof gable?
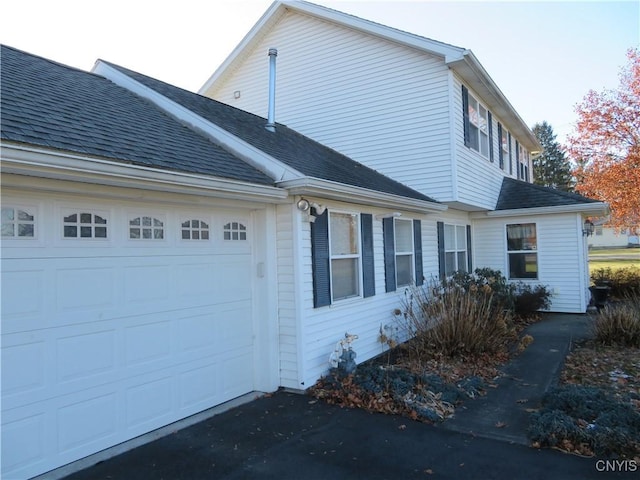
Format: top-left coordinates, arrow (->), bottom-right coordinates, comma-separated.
200,0 -> 539,151
0,44 -> 273,186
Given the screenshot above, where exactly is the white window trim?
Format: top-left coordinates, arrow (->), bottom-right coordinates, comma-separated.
468,93 -> 490,158
1,205 -> 37,239
444,223 -> 468,276
506,223 -> 539,280
328,210 -> 362,303
127,213 -> 166,241
180,218 -> 211,241
394,218 -> 414,288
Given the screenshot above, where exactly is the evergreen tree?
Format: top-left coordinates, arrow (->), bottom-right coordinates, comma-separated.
532,121 -> 573,191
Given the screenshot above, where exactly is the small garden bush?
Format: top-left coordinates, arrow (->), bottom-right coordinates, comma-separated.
591,266 -> 640,297
513,283 -> 553,316
529,385 -> 640,457
592,292 -> 640,347
399,278 -> 515,360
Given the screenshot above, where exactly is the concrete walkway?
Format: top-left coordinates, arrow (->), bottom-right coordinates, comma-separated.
441,313 -> 592,444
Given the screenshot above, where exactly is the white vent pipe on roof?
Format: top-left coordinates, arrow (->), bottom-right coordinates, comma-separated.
265,48 -> 278,132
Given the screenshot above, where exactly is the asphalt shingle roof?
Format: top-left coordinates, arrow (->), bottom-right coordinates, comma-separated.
495,177 -> 601,210
104,62 -> 438,204
1,45 -> 273,185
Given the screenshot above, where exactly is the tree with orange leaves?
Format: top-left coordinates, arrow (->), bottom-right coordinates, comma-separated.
568,48 -> 640,233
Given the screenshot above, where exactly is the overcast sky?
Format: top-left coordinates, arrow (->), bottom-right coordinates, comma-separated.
2,0 -> 638,144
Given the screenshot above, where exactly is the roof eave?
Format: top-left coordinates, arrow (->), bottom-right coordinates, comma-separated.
278,177 -> 447,214
471,202 -> 610,219
1,142 -> 288,203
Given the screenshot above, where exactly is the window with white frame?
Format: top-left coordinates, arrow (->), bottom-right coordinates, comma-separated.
223,221 -> 247,240
129,216 -> 164,239
444,224 -> 468,276
1,207 -> 35,237
329,212 -> 360,301
501,126 -> 509,170
63,212 -> 107,238
182,219 -> 209,240
468,93 -> 490,157
519,144 -> 530,181
507,223 -> 538,279
394,218 -> 414,287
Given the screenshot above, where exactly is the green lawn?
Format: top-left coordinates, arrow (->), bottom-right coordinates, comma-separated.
588,247 -> 640,274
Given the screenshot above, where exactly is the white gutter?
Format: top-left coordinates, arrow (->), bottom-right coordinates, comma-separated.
1,143 -> 288,203
470,202 -> 610,219
92,60 -> 302,183
278,177 -> 447,214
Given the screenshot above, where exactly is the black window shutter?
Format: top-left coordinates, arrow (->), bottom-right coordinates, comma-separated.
383,217 -> 396,293
462,85 -> 471,147
488,112 -> 494,162
413,219 -> 423,286
361,213 -> 375,298
497,123 -> 504,169
466,225 -> 473,273
437,221 -> 446,279
310,210 -> 331,308
508,132 -> 513,175
515,140 -> 520,179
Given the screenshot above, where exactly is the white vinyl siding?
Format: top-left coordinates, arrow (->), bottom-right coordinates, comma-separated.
206,11 -> 453,201
454,77 -> 506,209
473,213 -> 591,313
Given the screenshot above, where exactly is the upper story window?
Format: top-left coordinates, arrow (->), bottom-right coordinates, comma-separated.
329,212 -> 361,301
182,219 -> 209,240
129,216 -> 164,240
499,123 -> 509,171
444,224 -> 468,276
462,86 -> 489,158
394,219 -> 414,288
519,144 -> 530,182
63,212 -> 107,238
507,223 -> 538,279
223,222 -> 247,241
2,207 -> 35,237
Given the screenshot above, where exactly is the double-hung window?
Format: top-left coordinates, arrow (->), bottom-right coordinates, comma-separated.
499,123 -> 509,171
462,86 -> 490,158
394,219 -> 414,287
507,223 -> 538,279
437,222 -> 471,278
444,224 -> 468,276
329,212 -> 361,302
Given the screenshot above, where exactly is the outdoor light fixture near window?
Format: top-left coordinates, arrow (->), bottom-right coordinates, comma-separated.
296,198 -> 326,222
583,219 -> 595,237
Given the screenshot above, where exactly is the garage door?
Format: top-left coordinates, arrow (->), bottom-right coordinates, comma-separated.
1,195 -> 257,479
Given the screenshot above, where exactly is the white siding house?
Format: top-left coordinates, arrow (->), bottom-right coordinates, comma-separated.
1,2 -> 609,477
200,0 -> 607,311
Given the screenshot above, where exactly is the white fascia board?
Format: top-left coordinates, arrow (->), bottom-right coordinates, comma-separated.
470,202 -> 610,219
1,143 -> 288,203
92,60 -> 302,183
200,0 -> 465,95
278,177 -> 447,214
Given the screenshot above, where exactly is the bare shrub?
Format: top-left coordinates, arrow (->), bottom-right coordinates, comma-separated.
399,280 -> 515,360
592,293 -> 640,348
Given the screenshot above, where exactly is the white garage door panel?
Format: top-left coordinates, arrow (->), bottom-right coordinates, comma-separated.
1,201 -> 258,479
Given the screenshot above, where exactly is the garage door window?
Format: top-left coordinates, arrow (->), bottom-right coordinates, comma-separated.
223,222 -> 247,241
63,212 -> 107,238
130,216 -> 164,239
182,219 -> 210,240
1,207 -> 35,237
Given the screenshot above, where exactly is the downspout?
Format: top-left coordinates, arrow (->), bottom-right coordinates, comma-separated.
265,48 -> 278,132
